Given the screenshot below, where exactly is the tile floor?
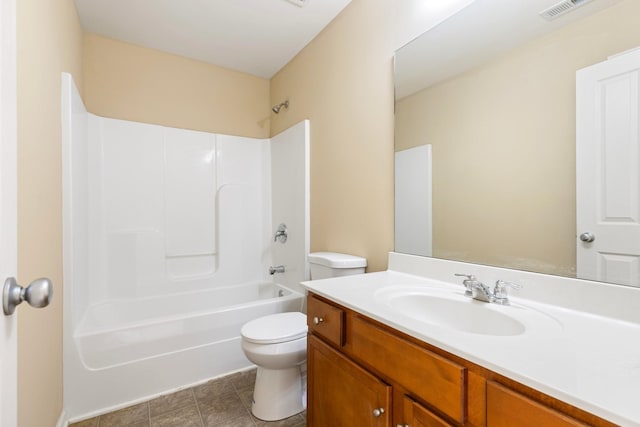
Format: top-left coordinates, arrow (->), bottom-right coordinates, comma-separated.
69,368 -> 306,427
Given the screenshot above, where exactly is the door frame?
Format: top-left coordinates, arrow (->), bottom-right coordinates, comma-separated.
0,0 -> 18,424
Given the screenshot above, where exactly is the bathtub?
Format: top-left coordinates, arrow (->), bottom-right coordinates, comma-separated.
66,282 -> 305,420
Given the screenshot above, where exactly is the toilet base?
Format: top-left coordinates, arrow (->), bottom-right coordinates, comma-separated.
251,365 -> 305,421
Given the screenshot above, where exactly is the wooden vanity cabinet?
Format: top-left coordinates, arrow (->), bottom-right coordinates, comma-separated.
308,334 -> 391,426
486,382 -> 586,427
307,293 -> 616,427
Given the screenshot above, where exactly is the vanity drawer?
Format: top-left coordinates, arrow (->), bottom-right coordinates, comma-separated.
346,314 -> 466,424
487,381 -> 586,427
307,294 -> 345,347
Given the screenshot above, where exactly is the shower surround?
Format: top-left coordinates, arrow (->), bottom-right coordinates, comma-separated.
61,73 -> 309,421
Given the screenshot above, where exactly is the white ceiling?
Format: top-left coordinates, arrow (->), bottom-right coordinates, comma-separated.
75,0 -> 352,78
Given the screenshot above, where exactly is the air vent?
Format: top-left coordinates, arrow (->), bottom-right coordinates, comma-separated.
539,0 -> 594,21
285,0 -> 309,7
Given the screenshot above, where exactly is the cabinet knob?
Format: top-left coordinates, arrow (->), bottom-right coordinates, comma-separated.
372,407 -> 385,417
313,316 -> 324,325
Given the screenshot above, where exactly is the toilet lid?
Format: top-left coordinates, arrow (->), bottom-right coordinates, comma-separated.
241,312 -> 308,344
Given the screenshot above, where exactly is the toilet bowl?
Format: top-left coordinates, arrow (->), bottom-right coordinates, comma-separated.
240,252 -> 367,421
241,312 -> 307,421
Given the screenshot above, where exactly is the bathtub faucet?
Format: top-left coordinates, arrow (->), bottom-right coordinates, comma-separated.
269,265 -> 285,275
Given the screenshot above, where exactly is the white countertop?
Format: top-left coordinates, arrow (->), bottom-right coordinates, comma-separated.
301,264 -> 640,427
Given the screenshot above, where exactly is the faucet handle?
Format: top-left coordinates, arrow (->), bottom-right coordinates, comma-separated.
274,223 -> 288,243
493,280 -> 522,305
454,273 -> 478,297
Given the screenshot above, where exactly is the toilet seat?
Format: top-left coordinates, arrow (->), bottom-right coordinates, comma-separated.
241,312 -> 307,344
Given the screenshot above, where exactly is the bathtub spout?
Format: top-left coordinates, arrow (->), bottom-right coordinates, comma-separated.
269,265 -> 285,275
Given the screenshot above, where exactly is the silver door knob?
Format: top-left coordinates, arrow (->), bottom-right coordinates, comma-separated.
313,316 -> 324,325
372,407 -> 385,417
3,277 -> 53,315
579,232 -> 595,243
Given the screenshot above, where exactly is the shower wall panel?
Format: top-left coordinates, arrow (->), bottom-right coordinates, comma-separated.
84,117 -> 271,303
270,121 -> 310,293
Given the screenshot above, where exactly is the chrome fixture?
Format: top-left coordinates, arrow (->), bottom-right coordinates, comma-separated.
454,273 -> 480,297
274,223 -> 288,243
493,280 -> 522,305
272,100 -> 289,114
269,265 -> 285,275
470,281 -> 494,303
3,277 -> 53,315
372,408 -> 385,417
454,274 -> 522,304
579,232 -> 595,243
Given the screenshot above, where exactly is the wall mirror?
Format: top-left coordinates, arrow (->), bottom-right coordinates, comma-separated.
394,0 -> 640,287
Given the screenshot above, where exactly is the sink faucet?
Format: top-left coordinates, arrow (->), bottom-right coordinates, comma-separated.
492,280 -> 522,305
455,274 -> 522,304
470,282 -> 494,303
455,273 -> 494,303
269,265 -> 285,275
454,274 -> 482,298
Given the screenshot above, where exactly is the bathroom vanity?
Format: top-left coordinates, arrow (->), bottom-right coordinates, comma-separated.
301,253 -> 640,427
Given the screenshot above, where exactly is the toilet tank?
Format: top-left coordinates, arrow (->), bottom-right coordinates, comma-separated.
308,252 -> 367,280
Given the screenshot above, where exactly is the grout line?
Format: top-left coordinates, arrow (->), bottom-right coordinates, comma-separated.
147,401 -> 151,426
192,388 -> 205,427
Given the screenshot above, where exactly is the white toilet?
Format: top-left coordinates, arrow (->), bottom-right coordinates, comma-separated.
240,252 -> 367,421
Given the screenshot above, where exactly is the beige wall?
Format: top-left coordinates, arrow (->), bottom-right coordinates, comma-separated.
83,33 -> 271,139
16,0 -> 84,425
270,0 -> 395,272
395,0 -> 640,277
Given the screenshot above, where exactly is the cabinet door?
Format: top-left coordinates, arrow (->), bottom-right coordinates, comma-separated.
487,382 -> 586,427
403,396 -> 454,427
308,334 -> 391,427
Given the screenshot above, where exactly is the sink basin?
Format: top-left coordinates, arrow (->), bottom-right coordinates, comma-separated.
372,286 -> 557,336
384,292 -> 525,336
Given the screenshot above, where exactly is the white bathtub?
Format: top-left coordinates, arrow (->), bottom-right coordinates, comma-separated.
66,282 -> 305,420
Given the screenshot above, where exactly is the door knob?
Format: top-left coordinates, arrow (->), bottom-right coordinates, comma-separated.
579,232 -> 595,243
3,277 -> 53,315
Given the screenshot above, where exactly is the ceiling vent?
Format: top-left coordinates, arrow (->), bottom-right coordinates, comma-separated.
285,0 -> 309,7
539,0 -> 594,21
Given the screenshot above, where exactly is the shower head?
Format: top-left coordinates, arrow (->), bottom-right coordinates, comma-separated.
272,100 -> 289,114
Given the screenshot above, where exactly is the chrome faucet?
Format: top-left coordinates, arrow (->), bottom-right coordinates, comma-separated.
492,280 -> 522,305
454,274 -> 482,298
455,274 -> 522,304
470,282 -> 494,303
269,265 -> 285,275
274,223 -> 288,243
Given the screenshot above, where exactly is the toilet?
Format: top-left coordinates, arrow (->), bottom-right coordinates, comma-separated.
240,252 -> 367,421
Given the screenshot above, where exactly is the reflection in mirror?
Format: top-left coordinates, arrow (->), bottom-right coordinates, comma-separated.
394,0 -> 640,287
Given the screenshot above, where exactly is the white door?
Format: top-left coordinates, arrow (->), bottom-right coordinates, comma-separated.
576,48 -> 640,287
395,145 -> 432,257
0,0 -> 18,424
